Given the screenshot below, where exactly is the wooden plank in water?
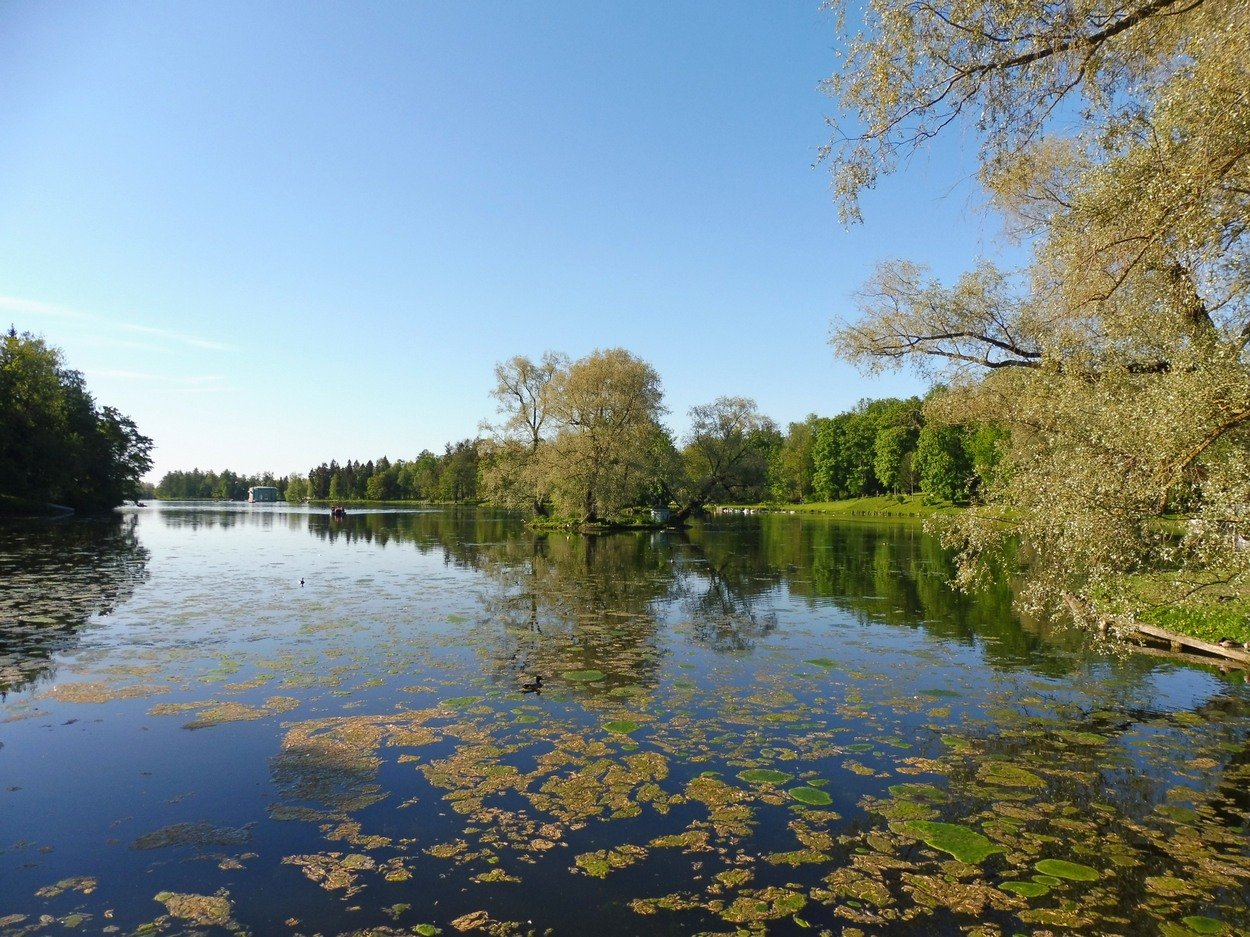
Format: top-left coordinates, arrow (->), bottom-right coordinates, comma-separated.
1131,621 -> 1250,664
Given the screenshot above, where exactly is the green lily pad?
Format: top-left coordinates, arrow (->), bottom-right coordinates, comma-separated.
737,769 -> 794,785
999,881 -> 1049,897
903,821 -> 1005,864
1032,874 -> 1061,886
440,696 -> 482,709
803,658 -> 839,668
603,720 -> 639,734
789,786 -> 833,806
1034,859 -> 1100,881
415,926 -> 440,937
1181,917 -> 1228,935
978,762 -> 1045,788
563,669 -> 606,682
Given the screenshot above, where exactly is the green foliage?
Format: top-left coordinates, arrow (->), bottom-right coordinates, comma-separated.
482,348 -> 670,522
161,443 -> 482,505
768,414 -> 829,502
679,396 -> 780,508
812,407 -> 880,500
824,0 -> 1250,623
914,424 -> 974,504
156,468 -> 283,501
0,329 -> 152,511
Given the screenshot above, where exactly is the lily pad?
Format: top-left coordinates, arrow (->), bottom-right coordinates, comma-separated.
802,658 -> 839,668
789,786 -> 833,806
440,696 -> 482,709
738,769 -> 794,785
1182,916 -> 1228,935
903,821 -> 1005,864
978,762 -> 1045,788
1034,859 -> 1100,881
562,669 -> 606,682
603,720 -> 639,734
999,881 -> 1049,897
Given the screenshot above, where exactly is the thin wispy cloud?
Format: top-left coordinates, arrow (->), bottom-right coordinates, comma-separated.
80,336 -> 166,353
0,294 -> 235,352
88,369 -> 233,392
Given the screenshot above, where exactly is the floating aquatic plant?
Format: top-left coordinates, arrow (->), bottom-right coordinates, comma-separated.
1181,916 -> 1229,935
977,761 -> 1045,788
737,768 -> 793,785
789,786 -> 833,806
903,821 -> 1004,864
562,669 -> 606,682
1034,858 -> 1100,881
999,880 -> 1049,897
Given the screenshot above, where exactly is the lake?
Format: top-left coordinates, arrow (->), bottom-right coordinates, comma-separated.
1,503 -> 1247,936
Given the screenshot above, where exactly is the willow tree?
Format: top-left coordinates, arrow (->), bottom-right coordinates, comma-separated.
480,351 -> 568,515
482,349 -> 671,523
672,396 -> 779,517
824,0 -> 1250,623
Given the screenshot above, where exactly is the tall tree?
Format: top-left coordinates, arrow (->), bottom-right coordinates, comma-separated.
823,0 -> 1250,620
676,396 -> 779,515
480,352 -> 567,514
541,348 -> 668,523
769,415 -> 830,503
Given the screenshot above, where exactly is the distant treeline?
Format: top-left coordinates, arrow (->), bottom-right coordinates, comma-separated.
155,389 -> 1001,507
154,440 -> 480,503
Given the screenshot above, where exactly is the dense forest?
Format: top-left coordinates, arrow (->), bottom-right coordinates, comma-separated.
155,440 -> 480,504
1,328 -> 153,512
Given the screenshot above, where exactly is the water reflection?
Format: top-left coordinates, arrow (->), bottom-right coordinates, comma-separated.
2,507 -> 1248,937
0,514 -> 149,695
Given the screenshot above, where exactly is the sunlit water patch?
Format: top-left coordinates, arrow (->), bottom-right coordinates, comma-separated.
1,505 -> 1247,936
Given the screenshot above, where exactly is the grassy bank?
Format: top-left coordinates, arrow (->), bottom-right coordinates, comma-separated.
713,494 -> 961,519
1117,573 -> 1250,648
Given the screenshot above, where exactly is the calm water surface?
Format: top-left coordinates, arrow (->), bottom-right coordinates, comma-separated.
1,503 -> 1247,936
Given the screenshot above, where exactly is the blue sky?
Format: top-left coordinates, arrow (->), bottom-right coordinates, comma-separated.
1,2 -> 1005,481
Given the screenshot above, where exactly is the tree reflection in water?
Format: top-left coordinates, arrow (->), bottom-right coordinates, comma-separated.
0,514 -> 149,696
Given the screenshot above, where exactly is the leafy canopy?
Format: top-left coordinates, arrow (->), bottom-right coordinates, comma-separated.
1,328 -> 153,511
823,0 -> 1250,621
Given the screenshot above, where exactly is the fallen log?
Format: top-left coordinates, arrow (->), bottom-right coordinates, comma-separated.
1063,594 -> 1250,665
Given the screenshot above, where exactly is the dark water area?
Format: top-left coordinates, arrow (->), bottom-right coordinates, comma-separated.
1,503 -> 1247,936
